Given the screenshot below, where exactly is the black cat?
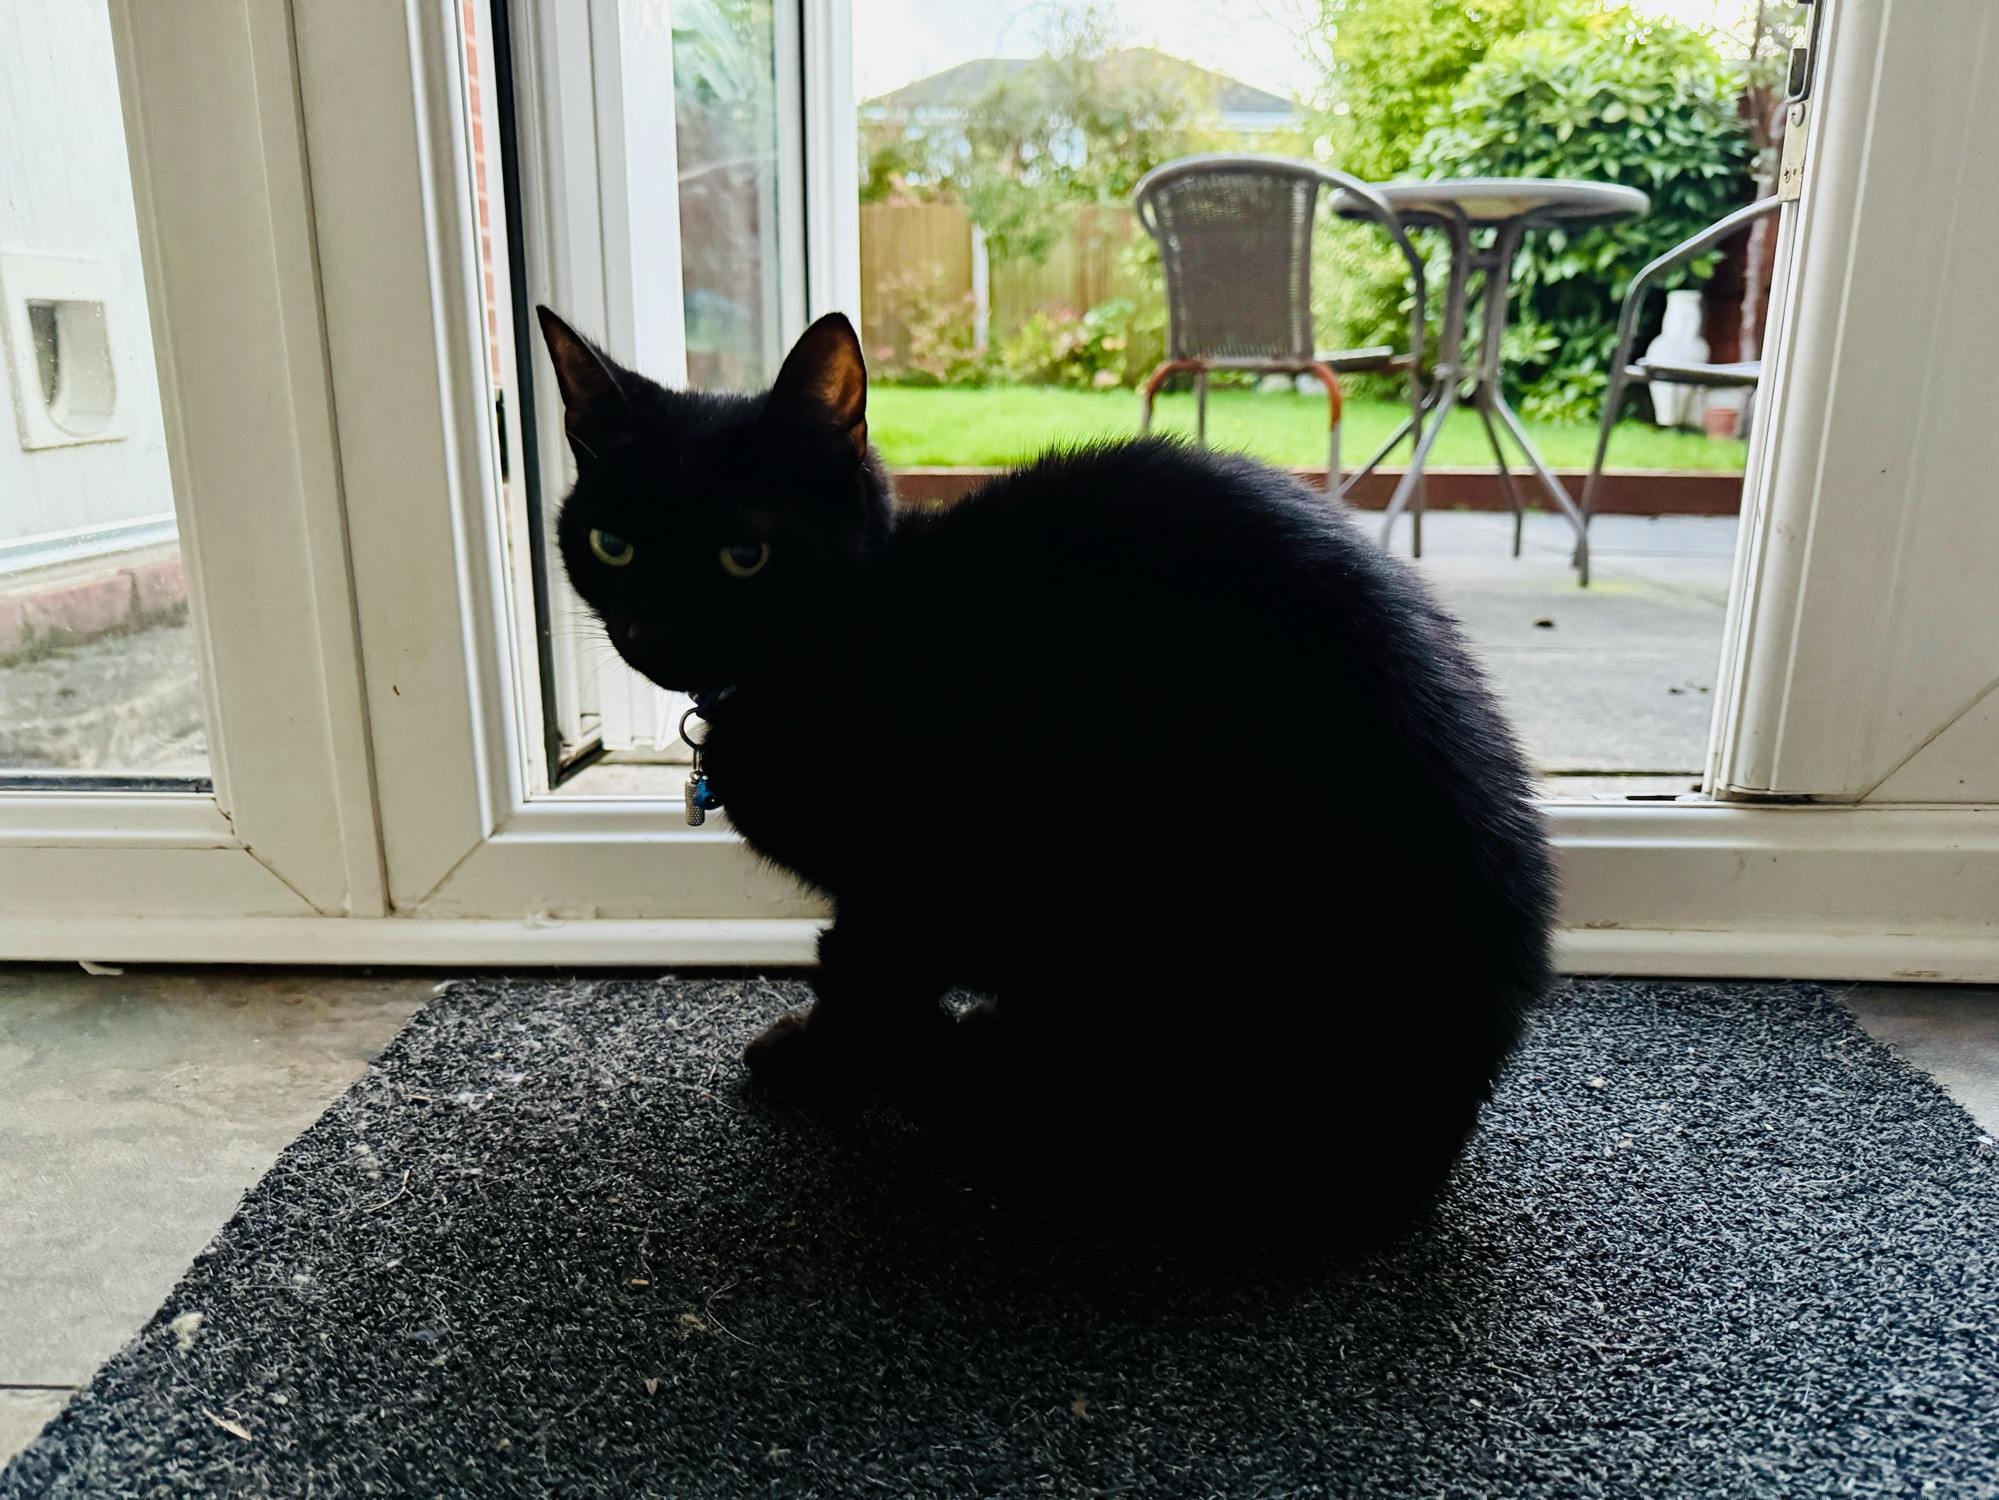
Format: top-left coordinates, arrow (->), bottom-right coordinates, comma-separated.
538,307 -> 1554,1241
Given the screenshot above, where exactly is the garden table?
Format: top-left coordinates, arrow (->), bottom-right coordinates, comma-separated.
1332,178 -> 1649,586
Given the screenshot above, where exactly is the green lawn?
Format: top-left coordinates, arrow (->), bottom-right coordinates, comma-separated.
868,385 -> 1747,472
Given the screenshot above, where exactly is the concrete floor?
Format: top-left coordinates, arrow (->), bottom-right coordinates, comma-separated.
1,963 -> 1996,1468
0,618 -> 208,777
1400,510 -> 1738,777
0,966 -> 426,1461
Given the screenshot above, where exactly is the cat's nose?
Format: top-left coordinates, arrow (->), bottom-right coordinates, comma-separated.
623,620 -> 646,641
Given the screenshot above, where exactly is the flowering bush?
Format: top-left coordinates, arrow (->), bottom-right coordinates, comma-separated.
870,270 -> 992,386
996,298 -> 1144,389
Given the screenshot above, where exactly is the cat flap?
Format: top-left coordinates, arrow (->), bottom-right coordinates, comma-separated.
765,312 -> 868,455
535,306 -> 629,460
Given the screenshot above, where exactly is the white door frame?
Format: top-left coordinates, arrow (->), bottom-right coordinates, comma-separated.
1711,0 -> 1999,808
4,0 -> 1997,982
0,2 -> 385,939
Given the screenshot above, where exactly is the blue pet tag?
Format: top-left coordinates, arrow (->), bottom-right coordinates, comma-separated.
683,773 -> 722,826
680,702 -> 724,826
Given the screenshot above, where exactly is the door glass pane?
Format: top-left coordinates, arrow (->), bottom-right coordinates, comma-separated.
0,2 -> 208,784
488,0 -> 794,794
674,0 -> 785,393
850,0 -> 1785,805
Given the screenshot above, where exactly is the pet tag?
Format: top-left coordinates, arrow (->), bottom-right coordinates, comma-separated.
679,703 -> 723,826
684,773 -> 721,827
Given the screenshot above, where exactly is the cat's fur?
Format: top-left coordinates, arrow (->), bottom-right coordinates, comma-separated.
539,307 -> 1554,1241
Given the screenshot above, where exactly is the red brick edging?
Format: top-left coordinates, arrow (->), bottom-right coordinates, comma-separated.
891,466 -> 1742,516
0,557 -> 188,663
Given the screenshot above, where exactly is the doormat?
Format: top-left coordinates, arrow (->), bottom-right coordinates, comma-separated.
8,977 -> 1999,1497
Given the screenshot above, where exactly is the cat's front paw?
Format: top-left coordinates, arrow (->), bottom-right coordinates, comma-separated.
743,1009 -> 842,1101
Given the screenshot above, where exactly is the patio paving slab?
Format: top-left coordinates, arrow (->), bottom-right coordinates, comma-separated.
0,618 -> 206,777
1400,510 -> 1739,775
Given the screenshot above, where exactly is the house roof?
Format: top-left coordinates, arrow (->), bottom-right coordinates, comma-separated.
865,49 -> 1296,126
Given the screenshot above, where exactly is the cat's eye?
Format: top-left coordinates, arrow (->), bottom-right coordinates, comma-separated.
589,528 -> 635,567
720,541 -> 770,578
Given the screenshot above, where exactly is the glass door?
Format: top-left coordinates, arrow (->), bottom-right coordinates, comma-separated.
0,0 -> 382,949
310,0 -> 835,947
491,0 -> 808,794
11,0 -> 1990,979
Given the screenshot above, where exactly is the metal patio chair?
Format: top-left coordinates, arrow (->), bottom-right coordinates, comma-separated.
1132,154 -> 1427,494
1581,195 -> 1786,524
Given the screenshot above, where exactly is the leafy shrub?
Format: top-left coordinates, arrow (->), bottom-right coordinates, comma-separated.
870,276 -> 1156,393
1304,0 -> 1548,403
1305,0 -> 1547,182
996,299 -> 1142,389
869,270 -> 992,387
1409,8 -> 1752,420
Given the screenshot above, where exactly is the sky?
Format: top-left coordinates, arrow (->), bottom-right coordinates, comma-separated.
851,0 -> 1767,104
851,0 -> 1322,103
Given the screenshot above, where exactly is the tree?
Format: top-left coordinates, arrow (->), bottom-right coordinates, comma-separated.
1303,0 -> 1547,180
1410,7 -> 1753,420
959,13 -> 1226,261
859,4 -> 1229,261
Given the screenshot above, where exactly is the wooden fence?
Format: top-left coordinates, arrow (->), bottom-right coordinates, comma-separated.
860,200 -> 1158,376
857,202 -> 975,368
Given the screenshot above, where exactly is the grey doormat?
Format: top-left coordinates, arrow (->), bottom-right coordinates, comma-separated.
8,977 -> 1999,1498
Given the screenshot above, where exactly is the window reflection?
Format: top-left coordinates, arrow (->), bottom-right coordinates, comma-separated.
0,1 -> 208,782
673,0 -> 784,392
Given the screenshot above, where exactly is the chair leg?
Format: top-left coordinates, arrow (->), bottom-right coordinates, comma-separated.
1580,363 -> 1630,536
1195,369 -> 1209,448
1139,359 -> 1202,438
1305,360 -> 1346,502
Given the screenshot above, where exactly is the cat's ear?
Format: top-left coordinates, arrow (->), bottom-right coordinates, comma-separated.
536,306 -> 628,461
765,312 -> 868,454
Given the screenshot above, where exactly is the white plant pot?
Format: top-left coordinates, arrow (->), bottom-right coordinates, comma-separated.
1645,288 -> 1709,429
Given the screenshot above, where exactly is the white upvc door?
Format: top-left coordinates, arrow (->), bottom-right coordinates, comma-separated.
0,1 -> 384,955
5,0 -> 1998,980
1561,0 -> 1999,982
1711,0 -> 1999,807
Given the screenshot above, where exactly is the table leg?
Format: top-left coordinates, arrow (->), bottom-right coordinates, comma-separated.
1489,391 -> 1592,587
1380,379 -> 1459,555
1378,212 -> 1472,557
1473,390 -> 1528,557
1468,220 -> 1591,583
